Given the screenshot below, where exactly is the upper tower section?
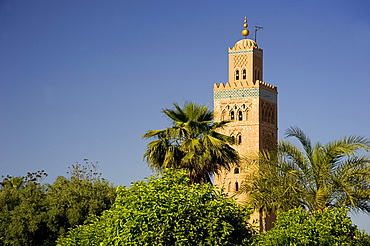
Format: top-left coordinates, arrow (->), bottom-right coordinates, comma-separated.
228,38 -> 263,86
214,17 -> 277,101
226,17 -> 264,88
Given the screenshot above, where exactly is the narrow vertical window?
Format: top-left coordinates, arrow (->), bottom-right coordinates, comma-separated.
242,69 -> 246,79
221,110 -> 226,121
253,68 -> 257,84
257,70 -> 261,81
235,182 -> 239,191
238,135 -> 242,144
235,70 -> 239,80
238,111 -> 242,121
230,111 -> 235,120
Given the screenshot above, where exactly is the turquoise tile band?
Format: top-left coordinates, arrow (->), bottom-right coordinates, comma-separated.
228,49 -> 263,56
214,88 -> 277,103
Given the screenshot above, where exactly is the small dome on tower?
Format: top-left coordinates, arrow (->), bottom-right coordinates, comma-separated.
229,39 -> 258,51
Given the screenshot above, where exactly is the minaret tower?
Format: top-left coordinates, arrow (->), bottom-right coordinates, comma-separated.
213,17 -> 278,230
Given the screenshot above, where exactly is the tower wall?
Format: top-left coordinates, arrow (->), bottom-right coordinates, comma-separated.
213,38 -> 277,231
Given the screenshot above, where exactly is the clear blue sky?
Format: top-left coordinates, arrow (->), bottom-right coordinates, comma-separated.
1,0 -> 370,232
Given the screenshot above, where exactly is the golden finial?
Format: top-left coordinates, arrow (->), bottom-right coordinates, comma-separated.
242,16 -> 249,38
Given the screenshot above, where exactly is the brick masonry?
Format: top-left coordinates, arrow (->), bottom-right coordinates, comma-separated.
213,38 -> 278,231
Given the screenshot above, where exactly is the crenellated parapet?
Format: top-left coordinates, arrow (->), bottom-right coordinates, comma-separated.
258,80 -> 278,93
214,81 -> 250,90
214,80 -> 277,92
214,80 -> 277,103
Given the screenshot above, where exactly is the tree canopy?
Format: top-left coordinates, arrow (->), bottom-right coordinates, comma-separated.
57,169 -> 255,246
242,127 -> 370,216
253,207 -> 370,245
142,102 -> 239,184
0,161 -> 116,246
0,171 -> 50,246
46,175 -> 116,240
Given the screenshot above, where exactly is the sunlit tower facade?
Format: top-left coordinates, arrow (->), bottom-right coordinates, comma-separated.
213,17 -> 278,231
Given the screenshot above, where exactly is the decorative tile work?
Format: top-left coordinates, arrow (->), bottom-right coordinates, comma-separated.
233,54 -> 248,69
214,88 -> 277,103
228,49 -> 263,56
260,89 -> 277,103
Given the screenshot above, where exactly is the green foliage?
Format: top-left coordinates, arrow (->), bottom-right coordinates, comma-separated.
0,173 -> 50,246
67,159 -> 101,181
241,151 -> 302,216
242,127 -> 370,216
57,169 -> 254,246
46,175 -> 116,240
142,102 -> 239,184
253,207 -> 370,246
0,161 -> 116,245
1,170 -> 48,189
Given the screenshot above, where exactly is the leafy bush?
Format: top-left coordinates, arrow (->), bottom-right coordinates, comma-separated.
46,176 -> 116,240
57,169 -> 254,245
253,207 -> 370,245
0,176 -> 50,245
0,164 -> 115,246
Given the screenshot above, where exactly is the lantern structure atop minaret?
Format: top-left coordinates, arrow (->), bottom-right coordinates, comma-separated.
213,17 -> 278,231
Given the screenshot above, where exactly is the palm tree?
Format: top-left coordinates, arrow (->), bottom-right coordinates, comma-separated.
242,126 -> 370,215
142,102 -> 239,184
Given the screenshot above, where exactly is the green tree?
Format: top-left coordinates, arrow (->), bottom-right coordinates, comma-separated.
142,102 -> 239,184
66,158 -> 101,181
57,169 -> 255,246
0,171 -> 50,246
253,207 -> 370,245
0,162 -> 116,245
242,127 -> 370,216
46,160 -> 116,240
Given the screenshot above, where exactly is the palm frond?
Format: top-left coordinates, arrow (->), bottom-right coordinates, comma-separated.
285,126 -> 313,158
142,129 -> 167,139
142,102 -> 239,184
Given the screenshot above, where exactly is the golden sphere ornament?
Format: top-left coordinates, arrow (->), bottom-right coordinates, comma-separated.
242,29 -> 249,37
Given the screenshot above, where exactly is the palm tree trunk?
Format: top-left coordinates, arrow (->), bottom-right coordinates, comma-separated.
260,208 -> 266,232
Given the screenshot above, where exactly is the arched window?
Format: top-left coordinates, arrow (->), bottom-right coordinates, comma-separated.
231,136 -> 235,144
238,135 -> 242,144
238,111 -> 243,121
268,110 -> 271,123
242,69 -> 246,79
221,110 -> 226,121
235,70 -> 239,80
234,168 -> 239,174
230,111 -> 235,120
235,182 -> 239,191
256,69 -> 261,81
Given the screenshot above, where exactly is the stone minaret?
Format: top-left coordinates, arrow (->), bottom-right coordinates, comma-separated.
213,17 -> 278,231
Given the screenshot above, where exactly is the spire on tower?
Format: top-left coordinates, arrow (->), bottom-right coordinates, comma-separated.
242,17 -> 249,38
